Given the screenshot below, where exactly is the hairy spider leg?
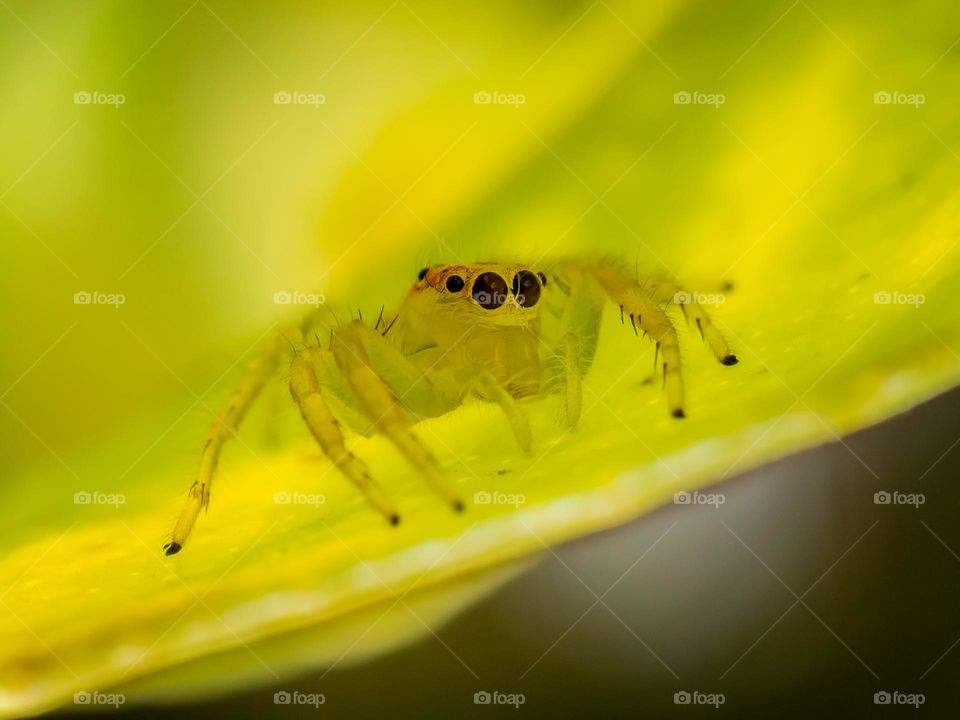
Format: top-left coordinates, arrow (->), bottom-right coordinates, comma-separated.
644,276 -> 738,366
163,330 -> 289,555
556,263 -> 688,418
331,321 -> 464,511
290,347 -> 401,524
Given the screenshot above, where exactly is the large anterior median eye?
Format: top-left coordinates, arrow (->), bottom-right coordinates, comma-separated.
472,272 -> 508,309
512,270 -> 541,308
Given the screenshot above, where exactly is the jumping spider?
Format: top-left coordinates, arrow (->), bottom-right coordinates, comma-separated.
164,260 -> 737,555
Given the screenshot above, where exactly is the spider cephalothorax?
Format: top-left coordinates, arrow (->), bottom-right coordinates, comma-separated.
163,260 -> 737,555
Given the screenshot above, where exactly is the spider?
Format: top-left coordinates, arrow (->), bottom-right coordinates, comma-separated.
163,260 -> 737,555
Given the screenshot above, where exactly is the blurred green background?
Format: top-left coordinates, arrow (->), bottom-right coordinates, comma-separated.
2,0 -> 960,716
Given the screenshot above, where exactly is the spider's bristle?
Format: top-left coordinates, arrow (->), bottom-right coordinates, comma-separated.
382,314 -> 399,337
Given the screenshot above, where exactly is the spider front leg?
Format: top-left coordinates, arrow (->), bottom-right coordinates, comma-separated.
289,347 -> 401,524
554,262 -> 736,420
592,264 -> 739,417
591,265 -> 688,417
163,329 -> 289,555
645,276 -> 738,366
330,321 -> 465,511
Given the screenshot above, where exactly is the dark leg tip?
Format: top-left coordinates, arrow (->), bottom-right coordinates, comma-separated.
163,543 -> 182,556
389,513 -> 401,526
672,408 -> 686,419
453,500 -> 465,513
721,355 -> 739,366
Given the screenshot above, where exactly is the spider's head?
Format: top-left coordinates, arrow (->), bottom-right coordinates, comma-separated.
411,263 -> 547,327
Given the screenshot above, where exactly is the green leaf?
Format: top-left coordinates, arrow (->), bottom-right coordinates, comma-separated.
2,0 -> 960,716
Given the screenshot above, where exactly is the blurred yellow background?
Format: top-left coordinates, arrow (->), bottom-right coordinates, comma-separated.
3,0 -> 957,498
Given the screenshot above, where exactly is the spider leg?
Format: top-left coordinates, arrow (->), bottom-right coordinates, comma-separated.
163,329 -> 289,555
560,332 -> 584,428
646,276 -> 738,366
557,263 -> 687,419
332,321 -> 464,512
542,272 -> 604,429
603,268 -> 686,417
472,371 -> 532,453
290,347 -> 400,524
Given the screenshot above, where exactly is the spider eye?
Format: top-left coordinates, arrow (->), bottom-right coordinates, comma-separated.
472,272 -> 508,310
445,275 -> 465,293
418,267 -> 428,281
512,270 -> 542,308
